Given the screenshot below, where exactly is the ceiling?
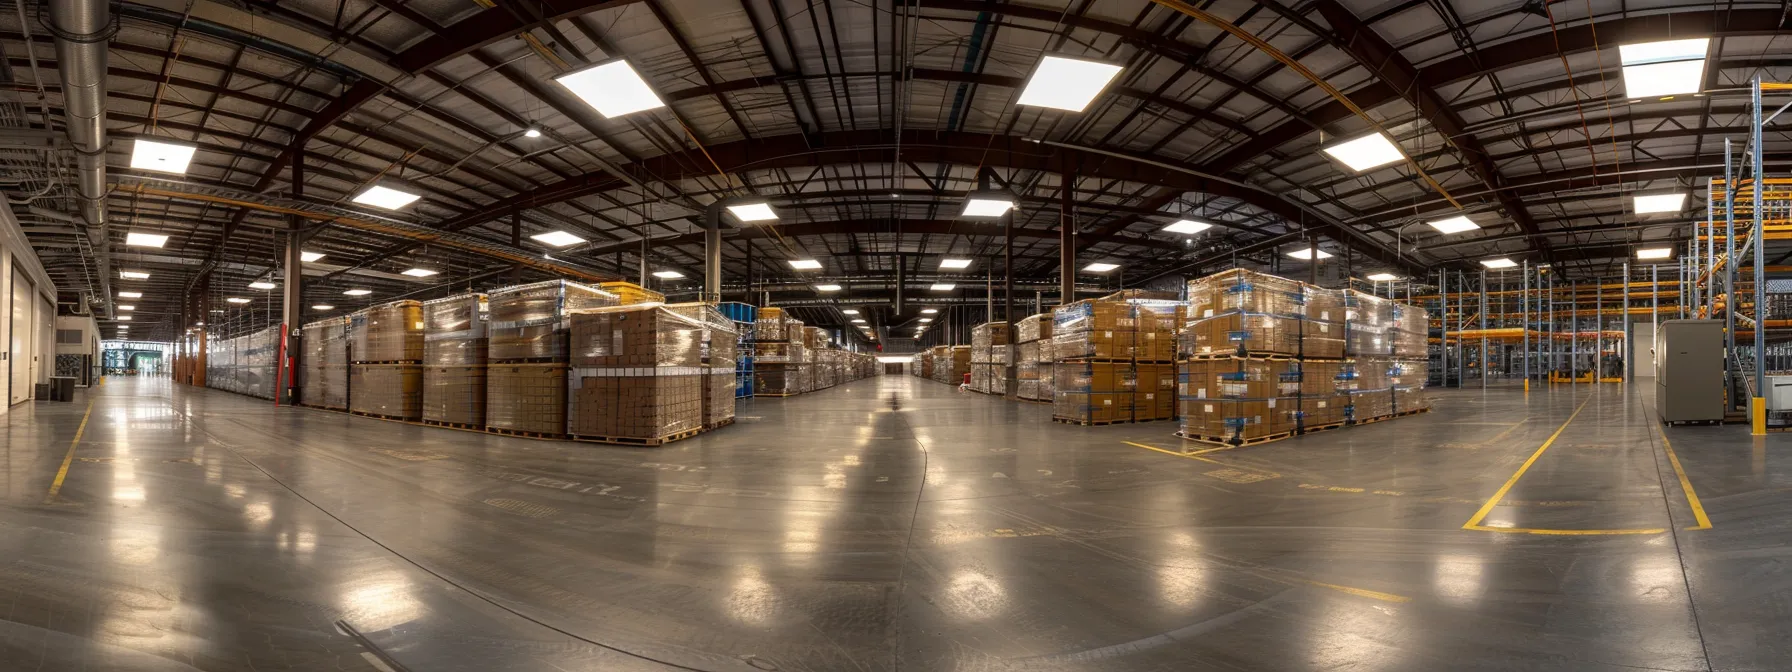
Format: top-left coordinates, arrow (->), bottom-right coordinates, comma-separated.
0,0 -> 1786,342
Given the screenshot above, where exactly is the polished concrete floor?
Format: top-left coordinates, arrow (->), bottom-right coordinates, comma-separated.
1,376 -> 1788,671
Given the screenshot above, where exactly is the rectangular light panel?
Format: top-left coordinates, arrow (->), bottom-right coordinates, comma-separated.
1162,220 -> 1213,234
1016,55 -> 1124,112
814,284 -> 842,291
961,198 -> 1015,218
312,305 -> 334,310
726,202 -> 777,222
118,292 -> 141,298
226,297 -> 251,304
125,231 -> 168,248
1320,132 -> 1405,172
939,258 -> 973,269
788,259 -> 823,270
841,309 -> 859,315
1480,258 -> 1518,269
652,270 -> 684,279
531,231 -> 586,247
1619,38 -> 1709,97
1365,273 -> 1399,282
117,315 -> 132,321
248,281 -> 276,290
401,268 -> 438,277
352,185 -> 422,210
930,283 -> 956,291
118,305 -> 134,311
553,59 -> 666,119
300,251 -> 325,262
1285,248 -> 1333,260
1637,248 -> 1674,260
1427,215 -> 1480,234
343,289 -> 372,296
1634,193 -> 1687,214
1082,262 -> 1120,272
119,270 -> 150,279
129,137 -> 197,174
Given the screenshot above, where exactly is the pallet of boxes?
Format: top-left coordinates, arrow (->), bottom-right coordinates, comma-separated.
754,308 -> 805,396
349,300 -> 425,420
803,327 -> 830,392
932,344 -> 970,385
421,293 -> 489,429
1016,314 -> 1053,403
1341,291 -> 1432,423
485,280 -> 619,438
665,302 -> 740,431
970,322 -> 1009,394
565,303 -> 708,445
1050,293 -> 1178,424
300,316 -> 351,410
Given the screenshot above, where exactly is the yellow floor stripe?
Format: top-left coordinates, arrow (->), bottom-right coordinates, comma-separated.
1124,440 -> 1225,465
1461,395 -> 1593,529
43,396 -> 97,504
1465,525 -> 1665,535
1299,579 -> 1411,603
1655,425 -> 1714,530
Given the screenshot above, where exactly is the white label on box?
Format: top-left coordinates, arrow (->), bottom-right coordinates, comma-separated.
1317,400 -> 1328,408
1267,399 -> 1276,408
1203,309 -> 1213,318
1203,404 -> 1214,413
1198,387 -> 1207,398
1102,399 -> 1112,406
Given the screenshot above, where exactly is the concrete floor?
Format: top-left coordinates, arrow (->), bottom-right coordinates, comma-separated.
0,376 -> 1787,671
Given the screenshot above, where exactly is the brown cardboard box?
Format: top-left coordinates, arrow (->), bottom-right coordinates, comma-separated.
486,362 -> 569,434
1349,389 -> 1394,421
1053,299 -> 1131,334
1054,392 -> 1130,423
1135,363 -> 1177,420
488,280 -> 617,360
422,294 -> 489,425
1177,397 -> 1290,442
349,363 -> 422,419
301,316 -> 350,409
1188,312 -> 1302,357
1016,313 -> 1054,343
422,365 -> 486,425
351,300 -> 424,362
568,367 -> 702,440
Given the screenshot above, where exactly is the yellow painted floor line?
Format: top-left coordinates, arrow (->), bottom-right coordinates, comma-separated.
1297,579 -> 1411,603
44,395 -> 97,504
1655,425 -> 1714,530
1121,440 -> 1282,480
1461,395 -> 1593,530
1465,525 -> 1665,535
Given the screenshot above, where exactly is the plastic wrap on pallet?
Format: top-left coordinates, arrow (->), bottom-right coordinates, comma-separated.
1393,386 -> 1429,413
1189,269 -> 1305,318
972,322 -> 1009,364
349,363 -> 422,419
486,362 -> 568,434
1391,303 -> 1429,358
350,300 -> 424,363
1185,312 -> 1302,357
1052,361 -> 1134,422
1343,290 -> 1395,357
803,326 -> 828,350
1176,364 -> 1297,441
488,280 -> 618,361
1052,328 -> 1130,360
301,316 -> 350,409
1134,305 -> 1179,362
566,305 -> 704,440
1053,299 -> 1134,334
1016,313 -> 1053,344
422,293 -> 489,425
1348,388 -> 1394,421
1134,362 -> 1176,421
932,345 -> 971,384
1338,356 -> 1393,391
599,281 -> 666,306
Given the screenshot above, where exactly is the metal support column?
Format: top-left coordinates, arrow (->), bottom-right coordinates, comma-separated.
639,236 -> 649,287
1479,269 -> 1487,387
1651,264 -> 1659,376
1060,169 -> 1075,304
1621,262 -> 1630,381
703,201 -> 723,304
281,149 -> 305,405
1705,177 -> 1715,315
1596,281 -> 1604,379
1522,261 -> 1530,384
1004,207 -> 1017,398
1751,77 -> 1768,433
1725,138 -> 1738,398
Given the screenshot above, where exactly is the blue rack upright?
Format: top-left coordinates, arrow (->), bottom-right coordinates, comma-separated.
718,302 -> 757,398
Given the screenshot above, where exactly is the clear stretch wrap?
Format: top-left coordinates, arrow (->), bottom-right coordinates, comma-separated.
1391,303 -> 1429,358
665,302 -> 740,428
930,345 -> 970,384
971,322 -> 1009,364
1053,361 -> 1134,423
350,363 -> 422,419
301,316 -> 350,409
487,280 -> 618,361
567,305 -> 705,440
599,281 -> 665,306
1016,313 -> 1053,344
350,300 -> 424,363
1343,290 -> 1394,357
423,294 -> 489,426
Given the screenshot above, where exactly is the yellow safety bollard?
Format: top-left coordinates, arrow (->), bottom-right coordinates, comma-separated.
1753,397 -> 1768,436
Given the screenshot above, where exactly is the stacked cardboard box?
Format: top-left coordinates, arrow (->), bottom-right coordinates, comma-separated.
754,310 -> 805,396
931,345 -> 970,385
912,350 -> 935,379
350,300 -> 425,419
1344,290 -> 1395,357
970,322 -> 1010,394
1391,303 -> 1429,358
802,327 -> 829,392
485,280 -> 618,435
1016,313 -> 1053,401
1050,297 -> 1179,422
205,325 -> 280,400
1391,358 -> 1429,414
567,304 -> 705,442
301,316 -> 350,410
1053,361 -> 1134,424
665,302 -> 739,430
422,293 -> 489,427
599,281 -> 666,306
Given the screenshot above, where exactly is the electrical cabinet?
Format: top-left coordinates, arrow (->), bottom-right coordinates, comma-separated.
1655,320 -> 1725,424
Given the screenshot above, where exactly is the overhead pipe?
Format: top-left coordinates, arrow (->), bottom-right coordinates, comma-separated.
47,0 -> 114,318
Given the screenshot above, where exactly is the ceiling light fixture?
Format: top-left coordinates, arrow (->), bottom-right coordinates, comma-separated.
921,308 -> 938,314
939,258 -> 973,269
1162,219 -> 1213,235
312,305 -> 335,310
918,318 -> 933,323
125,231 -> 168,248
524,127 -> 543,138
1634,193 -> 1688,214
301,251 -> 325,262
841,309 -> 860,315
1016,55 -> 1124,112
960,193 -> 1016,218
1619,38 -> 1710,98
1319,132 -> 1406,172
401,268 -> 438,277
1366,273 -> 1399,282
1426,215 -> 1480,234
226,297 -> 250,304
343,289 -> 372,296
726,202 -> 778,223
1285,248 -> 1334,260
248,281 -> 276,290
652,270 -> 684,279
788,259 -> 823,270
815,284 -> 842,292
352,184 -> 422,210
118,305 -> 134,311
553,59 -> 666,118
1636,247 -> 1674,260
851,319 -> 866,324
530,230 -> 586,247
129,137 -> 198,174
930,283 -> 956,291
119,270 -> 150,279
118,292 -> 141,298
1480,258 -> 1518,269
1082,262 -> 1120,273
117,315 -> 132,321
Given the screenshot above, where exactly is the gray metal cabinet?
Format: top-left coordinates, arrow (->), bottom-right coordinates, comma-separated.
1656,319 -> 1724,423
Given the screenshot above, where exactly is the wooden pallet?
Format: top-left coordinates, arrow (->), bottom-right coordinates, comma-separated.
1175,430 -> 1292,447
350,360 -> 423,366
1052,416 -> 1128,426
422,419 -> 485,431
1299,421 -> 1346,434
757,392 -> 798,397
1348,414 -> 1396,426
572,426 -> 703,447
350,410 -> 419,422
490,357 -> 566,365
486,427 -> 568,440
1056,357 -> 1134,364
703,417 -> 735,431
1017,397 -> 1051,405
298,404 -> 347,413
1186,351 -> 1297,362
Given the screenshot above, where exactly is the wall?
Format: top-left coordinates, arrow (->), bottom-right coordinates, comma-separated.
1632,322 -> 1656,379
0,197 -> 59,410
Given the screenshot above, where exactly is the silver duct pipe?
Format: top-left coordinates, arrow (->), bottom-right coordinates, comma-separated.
48,0 -> 113,318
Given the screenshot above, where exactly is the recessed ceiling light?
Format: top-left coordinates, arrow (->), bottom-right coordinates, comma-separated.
351,184 -> 422,210
918,318 -> 933,323
788,259 -> 823,270
815,284 -> 842,291
1285,248 -> 1333,260
248,281 -> 276,290
401,268 -> 438,277
1162,219 -> 1213,235
1082,262 -> 1120,273
1619,38 -> 1709,97
530,230 -> 586,247
1481,258 -> 1518,269
653,270 -> 684,279
553,59 -> 665,118
226,297 -> 251,304
921,308 -> 938,314
129,137 -> 197,174
960,197 -> 1015,218
301,251 -> 325,262
939,258 -> 973,269
524,127 -> 542,138
117,315 -> 132,321
1365,273 -> 1400,282
851,319 -> 866,324
726,202 -> 778,223
118,305 -> 134,311
125,231 -> 168,248
1634,193 -> 1687,214
118,291 -> 142,298
1016,55 -> 1124,112
930,283 -> 956,291
1426,215 -> 1480,234
1320,132 -> 1406,172
1637,247 -> 1674,260
312,305 -> 335,310
841,309 -> 860,315
119,270 -> 150,279
343,289 -> 372,296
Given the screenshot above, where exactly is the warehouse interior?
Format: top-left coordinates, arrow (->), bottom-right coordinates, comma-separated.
2,0 -> 1790,669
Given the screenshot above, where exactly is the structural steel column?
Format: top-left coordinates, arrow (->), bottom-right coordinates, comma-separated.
1725,138 -> 1737,395
1621,261 -> 1630,381
281,149 -> 305,405
639,236 -> 649,287
1522,261 -> 1530,384
703,200 -> 723,304
1004,207 -> 1017,399
1752,78 -> 1767,434
1479,269 -> 1487,387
